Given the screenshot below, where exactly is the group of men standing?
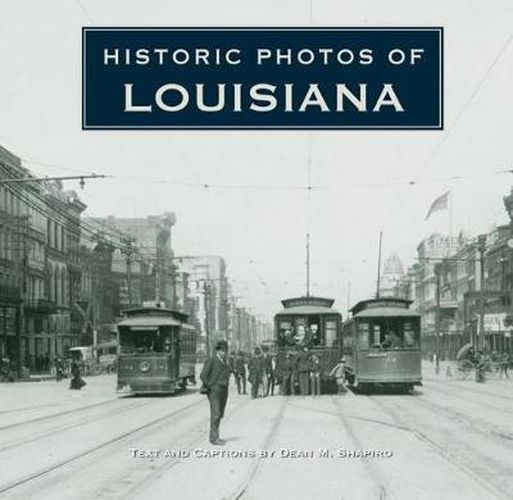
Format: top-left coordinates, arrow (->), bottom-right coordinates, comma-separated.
227,345 -> 348,397
199,341 -> 349,446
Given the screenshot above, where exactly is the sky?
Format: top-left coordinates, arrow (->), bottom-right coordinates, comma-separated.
1,0 -> 513,320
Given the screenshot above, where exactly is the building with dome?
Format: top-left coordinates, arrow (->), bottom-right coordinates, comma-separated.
379,253 -> 405,297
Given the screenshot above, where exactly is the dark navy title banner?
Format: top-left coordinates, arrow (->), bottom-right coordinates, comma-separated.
82,27 -> 443,130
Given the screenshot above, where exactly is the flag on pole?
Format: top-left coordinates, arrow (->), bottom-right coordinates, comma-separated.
425,191 -> 449,220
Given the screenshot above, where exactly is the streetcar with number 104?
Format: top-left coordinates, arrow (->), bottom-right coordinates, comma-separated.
342,297 -> 422,392
116,307 -> 197,395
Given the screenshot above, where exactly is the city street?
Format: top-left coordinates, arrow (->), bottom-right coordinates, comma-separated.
1,368 -> 512,500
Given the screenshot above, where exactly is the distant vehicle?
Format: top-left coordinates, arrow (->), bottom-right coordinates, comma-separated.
342,297 -> 422,392
95,341 -> 118,372
68,341 -> 118,375
68,346 -> 94,374
274,296 -> 342,389
116,307 -> 196,395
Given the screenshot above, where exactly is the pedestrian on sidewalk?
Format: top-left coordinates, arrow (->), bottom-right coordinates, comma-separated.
1,356 -> 14,382
69,358 -> 86,390
248,347 -> 264,399
330,358 -> 348,395
475,351 -> 486,384
200,340 -> 231,446
55,356 -> 65,382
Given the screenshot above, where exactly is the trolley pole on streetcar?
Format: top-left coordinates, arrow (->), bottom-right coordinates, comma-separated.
376,231 -> 383,299
434,263 -> 441,375
306,233 -> 310,298
478,234 -> 487,351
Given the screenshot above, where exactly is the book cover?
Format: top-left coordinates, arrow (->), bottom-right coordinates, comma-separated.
0,1 -> 512,499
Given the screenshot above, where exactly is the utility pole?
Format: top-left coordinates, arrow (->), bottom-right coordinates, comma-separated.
11,215 -> 29,379
478,234 -> 487,351
121,237 -> 135,306
155,261 -> 161,304
499,254 -> 507,292
203,281 -> 211,357
346,281 -> 351,318
434,263 -> 441,375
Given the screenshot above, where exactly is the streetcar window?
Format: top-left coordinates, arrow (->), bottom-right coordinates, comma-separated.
363,318 -> 420,349
119,329 -> 157,353
278,319 -> 295,347
357,322 -> 370,349
325,320 -> 337,346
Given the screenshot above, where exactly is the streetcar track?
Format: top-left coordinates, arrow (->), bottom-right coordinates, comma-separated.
0,403 -> 60,415
411,395 -> 513,442
369,396 -> 512,500
331,396 -> 394,500
0,398 -> 160,453
0,397 -> 207,496
427,380 -> 513,404
118,396 -> 255,500
227,397 -> 287,500
0,398 -> 122,432
420,383 -> 512,413
287,400 -> 413,434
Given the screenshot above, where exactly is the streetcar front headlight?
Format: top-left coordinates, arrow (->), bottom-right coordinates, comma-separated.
139,361 -> 151,373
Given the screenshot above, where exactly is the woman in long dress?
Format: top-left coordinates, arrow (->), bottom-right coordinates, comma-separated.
69,359 -> 86,390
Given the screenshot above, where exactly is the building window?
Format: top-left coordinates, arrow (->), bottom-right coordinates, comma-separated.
50,266 -> 56,302
47,220 -> 52,247
62,269 -> 67,306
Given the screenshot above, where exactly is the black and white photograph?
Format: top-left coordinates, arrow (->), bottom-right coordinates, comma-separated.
0,1 -> 513,499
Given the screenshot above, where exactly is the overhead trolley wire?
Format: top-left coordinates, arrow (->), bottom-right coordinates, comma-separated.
10,159 -> 513,192
412,33 -> 513,183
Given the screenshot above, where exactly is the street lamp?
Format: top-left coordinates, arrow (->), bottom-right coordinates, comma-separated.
499,255 -> 508,292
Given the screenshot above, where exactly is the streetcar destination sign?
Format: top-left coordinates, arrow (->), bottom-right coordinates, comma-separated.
82,27 -> 443,130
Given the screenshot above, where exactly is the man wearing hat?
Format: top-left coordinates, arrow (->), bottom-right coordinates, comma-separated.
200,340 -> 231,445
248,347 -> 264,399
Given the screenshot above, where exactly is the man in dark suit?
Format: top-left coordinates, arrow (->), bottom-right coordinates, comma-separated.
200,340 -> 231,445
234,351 -> 247,394
296,346 -> 311,395
262,347 -> 274,397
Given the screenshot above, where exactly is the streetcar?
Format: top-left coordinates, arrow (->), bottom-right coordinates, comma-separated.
274,296 -> 342,390
342,297 -> 422,392
116,306 -> 197,394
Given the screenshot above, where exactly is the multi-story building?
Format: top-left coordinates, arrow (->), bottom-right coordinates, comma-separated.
92,213 -> 177,308
0,146 -> 24,366
396,218 -> 513,357
379,253 -> 404,297
174,255 -> 229,358
0,145 -> 87,372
